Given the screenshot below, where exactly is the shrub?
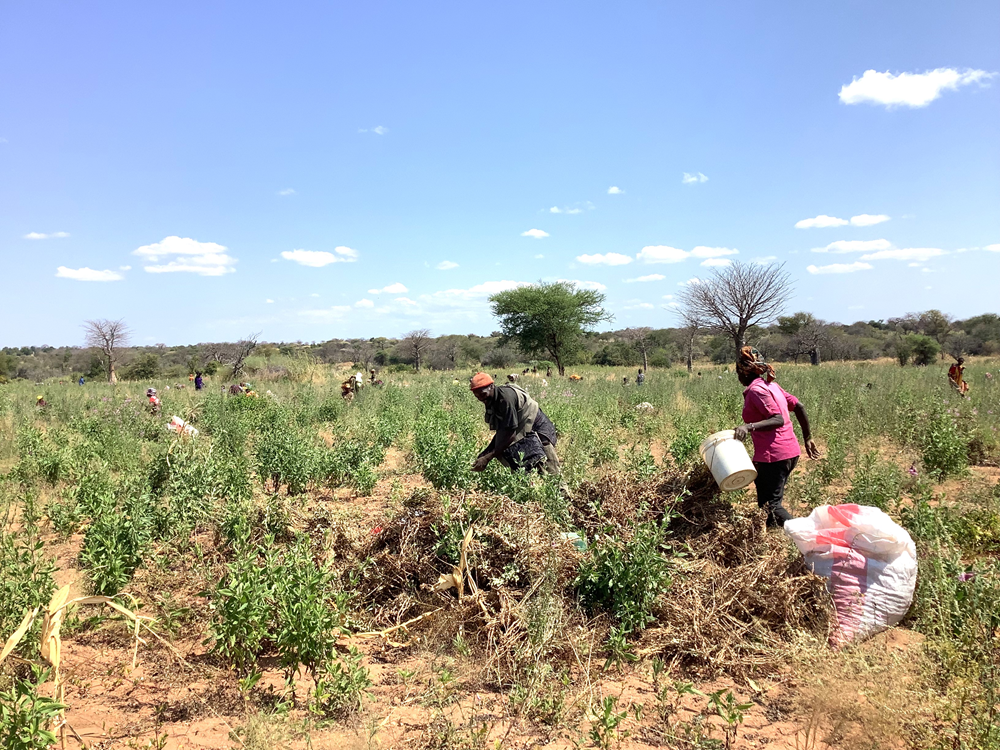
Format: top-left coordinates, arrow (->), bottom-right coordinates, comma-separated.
575,516 -> 671,634
921,410 -> 968,479
845,452 -> 902,511
0,534 -> 56,659
0,666 -> 64,750
80,491 -> 154,596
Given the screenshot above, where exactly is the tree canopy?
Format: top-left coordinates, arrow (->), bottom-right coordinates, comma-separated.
489,282 -> 611,375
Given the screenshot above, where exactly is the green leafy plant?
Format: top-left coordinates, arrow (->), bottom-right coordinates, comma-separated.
0,665 -> 65,750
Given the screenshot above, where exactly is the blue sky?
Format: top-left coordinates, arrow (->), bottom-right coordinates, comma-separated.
2,1 -> 998,346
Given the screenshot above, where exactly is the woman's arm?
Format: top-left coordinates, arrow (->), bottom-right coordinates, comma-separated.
792,403 -> 821,459
734,413 -> 783,440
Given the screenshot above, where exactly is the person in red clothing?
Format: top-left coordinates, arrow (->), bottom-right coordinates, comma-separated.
732,347 -> 820,528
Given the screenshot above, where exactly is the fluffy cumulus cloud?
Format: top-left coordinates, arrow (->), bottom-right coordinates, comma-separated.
796,214 -> 891,228
550,206 -> 583,214
134,236 -> 237,275
682,172 -> 708,184
625,274 -> 666,283
636,245 -> 738,264
859,247 -> 946,262
521,228 -> 550,238
806,261 -> 873,274
795,215 -> 849,229
25,231 -> 70,239
277,188 -> 296,196
701,258 -> 732,267
811,239 -> 892,254
607,186 -> 623,194
839,68 -> 994,108
355,299 -> 375,308
280,247 -> 358,267
368,282 -> 408,294
624,301 -> 655,310
436,260 -> 459,270
576,252 -> 633,266
636,245 -> 689,264
985,244 -> 1000,253
55,266 -> 123,282
850,213 -> 890,226
557,279 -> 607,291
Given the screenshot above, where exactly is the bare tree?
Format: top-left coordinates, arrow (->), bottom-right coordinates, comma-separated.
678,262 -> 792,356
675,307 -> 704,373
83,318 -> 131,383
348,339 -> 376,371
620,327 -> 653,371
227,333 -> 260,378
402,329 -> 431,372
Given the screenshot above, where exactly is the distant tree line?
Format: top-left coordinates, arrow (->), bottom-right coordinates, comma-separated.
2,309 -> 997,384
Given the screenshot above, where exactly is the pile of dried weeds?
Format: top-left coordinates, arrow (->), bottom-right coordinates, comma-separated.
341,465 -> 830,683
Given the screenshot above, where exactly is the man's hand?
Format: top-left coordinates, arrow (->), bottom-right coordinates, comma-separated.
805,439 -> 821,460
471,454 -> 491,472
733,424 -> 751,441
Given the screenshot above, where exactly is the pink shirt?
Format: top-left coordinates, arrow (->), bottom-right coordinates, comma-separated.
742,379 -> 801,463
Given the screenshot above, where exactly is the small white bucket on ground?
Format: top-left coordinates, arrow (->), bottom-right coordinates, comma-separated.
699,430 -> 757,491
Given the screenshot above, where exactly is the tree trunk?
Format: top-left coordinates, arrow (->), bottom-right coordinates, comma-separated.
415,351 -> 421,372
810,347 -> 821,366
555,353 -> 565,376
108,357 -> 117,384
641,349 -> 649,372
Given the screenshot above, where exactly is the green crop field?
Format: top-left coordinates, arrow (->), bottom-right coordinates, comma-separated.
2,359 -> 999,749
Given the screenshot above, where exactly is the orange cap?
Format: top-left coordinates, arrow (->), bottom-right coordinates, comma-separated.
470,372 -> 494,391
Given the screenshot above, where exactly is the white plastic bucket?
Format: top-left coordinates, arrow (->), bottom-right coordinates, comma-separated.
699,430 -> 757,491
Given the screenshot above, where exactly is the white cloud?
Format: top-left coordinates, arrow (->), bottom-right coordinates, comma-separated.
55,266 -> 124,282
795,215 -> 848,229
368,282 -> 408,294
839,68 -> 995,108
576,252 -> 632,266
280,247 -> 358,267
134,236 -> 237,275
690,246 -> 738,258
701,257 -> 732,267
636,245 -> 689,264
811,239 -> 893,254
277,188 -> 296,196
859,247 -> 946,262
265,298 -> 274,303
25,231 -> 70,239
679,277 -> 701,286
682,172 -> 708,184
806,262 -> 873,274
359,126 -> 388,134
534,254 -> 544,259
550,206 -> 584,214
310,293 -> 320,297
662,294 -> 674,300
850,213 -> 890,226
436,260 -> 459,270
396,297 -> 419,306
557,279 -> 607,291
750,256 -> 778,264
921,267 -> 933,274
624,302 -> 655,310
625,274 -> 666,283
119,265 -> 132,271
607,186 -> 623,195
521,228 -> 550,239
984,244 -> 1000,253
300,305 -> 352,320
355,298 -> 375,308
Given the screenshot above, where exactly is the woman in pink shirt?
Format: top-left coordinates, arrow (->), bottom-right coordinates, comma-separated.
733,347 -> 820,527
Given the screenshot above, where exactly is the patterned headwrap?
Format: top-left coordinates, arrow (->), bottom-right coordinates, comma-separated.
736,346 -> 775,383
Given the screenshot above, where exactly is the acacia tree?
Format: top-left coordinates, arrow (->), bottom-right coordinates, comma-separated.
83,318 -> 131,383
620,327 -> 653,371
489,282 -> 611,376
348,339 -> 376,371
402,329 -> 431,372
678,262 -> 792,356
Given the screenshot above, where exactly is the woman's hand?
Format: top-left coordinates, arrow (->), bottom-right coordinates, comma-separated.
733,424 -> 751,441
805,439 -> 821,460
471,454 -> 492,472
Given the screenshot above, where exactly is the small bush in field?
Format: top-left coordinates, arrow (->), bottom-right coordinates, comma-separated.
845,451 -> 902,511
0,665 -> 64,750
208,540 -> 275,676
575,515 -> 671,634
0,534 -> 56,659
921,410 -> 968,479
669,420 -> 703,467
309,647 -> 371,719
413,409 -> 476,491
80,492 -> 154,596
